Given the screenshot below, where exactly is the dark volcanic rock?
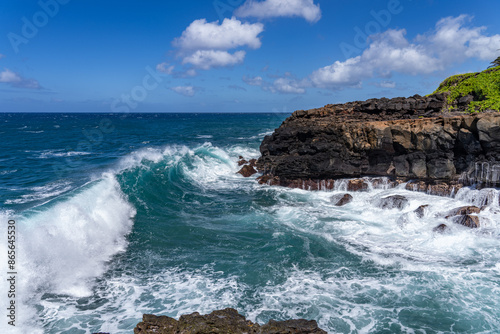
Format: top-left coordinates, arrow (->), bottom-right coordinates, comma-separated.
445,206 -> 481,218
347,179 -> 369,191
238,164 -> 257,177
444,206 -> 482,228
134,308 -> 326,334
414,205 -> 429,218
256,92 -> 500,192
453,215 -> 481,228
377,195 -> 409,210
261,319 -> 327,334
433,224 -> 449,233
331,193 -> 353,206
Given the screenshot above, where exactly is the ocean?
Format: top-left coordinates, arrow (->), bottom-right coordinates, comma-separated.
1,113 -> 500,334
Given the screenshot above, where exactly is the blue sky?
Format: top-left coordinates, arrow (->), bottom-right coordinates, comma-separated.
1,0 -> 499,112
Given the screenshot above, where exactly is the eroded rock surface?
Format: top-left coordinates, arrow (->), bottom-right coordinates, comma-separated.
134,308 -> 327,334
257,93 -> 500,191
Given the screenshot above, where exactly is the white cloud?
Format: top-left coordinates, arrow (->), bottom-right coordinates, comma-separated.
174,17 -> 264,51
242,75 -> 264,86
156,62 -> 174,74
0,69 -> 22,83
272,77 -> 306,94
0,68 -> 41,89
173,17 -> 264,71
243,74 -> 306,94
183,50 -> 246,70
235,0 -> 321,23
170,86 -> 196,97
310,15 -> 500,89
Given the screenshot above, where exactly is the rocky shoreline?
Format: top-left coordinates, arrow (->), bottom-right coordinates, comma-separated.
134,308 -> 326,334
253,68 -> 500,196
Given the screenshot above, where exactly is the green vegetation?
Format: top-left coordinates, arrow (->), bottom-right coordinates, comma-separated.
433,66 -> 500,112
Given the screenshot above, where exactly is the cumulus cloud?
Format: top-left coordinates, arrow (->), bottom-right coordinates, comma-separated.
311,15 -> 500,89
172,17 -> 264,71
183,50 -> 246,70
235,0 -> 321,23
174,17 -> 264,51
0,69 -> 41,89
170,86 -> 196,97
156,62 -> 174,74
272,77 -> 306,94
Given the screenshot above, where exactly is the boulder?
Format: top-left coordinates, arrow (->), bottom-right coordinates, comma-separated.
445,206 -> 481,218
134,308 -> 327,334
414,205 -> 429,218
377,195 -> 409,210
433,224 -> 448,233
347,179 -> 369,191
238,165 -> 257,177
453,215 -> 481,228
330,193 -> 353,206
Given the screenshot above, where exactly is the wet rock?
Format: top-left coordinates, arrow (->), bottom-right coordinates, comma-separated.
134,308 -> 327,334
443,206 -> 482,228
248,158 -> 257,167
445,206 -> 481,218
347,179 -> 369,192
433,224 -> 448,233
261,319 -> 327,334
377,195 -> 409,210
238,165 -> 257,177
414,205 -> 429,218
453,215 -> 481,228
330,193 -> 353,206
238,158 -> 248,166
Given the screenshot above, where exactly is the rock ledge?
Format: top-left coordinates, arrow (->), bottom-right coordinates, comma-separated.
134,308 -> 327,334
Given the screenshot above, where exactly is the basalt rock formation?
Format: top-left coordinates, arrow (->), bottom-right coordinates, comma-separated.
257,68 -> 500,194
134,308 -> 326,334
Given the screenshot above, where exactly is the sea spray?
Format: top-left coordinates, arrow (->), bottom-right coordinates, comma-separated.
0,174 -> 135,333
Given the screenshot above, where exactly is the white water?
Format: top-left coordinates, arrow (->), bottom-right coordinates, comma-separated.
0,174 -> 136,333
3,144 -> 500,333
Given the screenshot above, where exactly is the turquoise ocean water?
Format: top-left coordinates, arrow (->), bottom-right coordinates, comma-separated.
1,113 -> 500,333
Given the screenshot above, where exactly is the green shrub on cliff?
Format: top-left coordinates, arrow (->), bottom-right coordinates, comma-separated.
433,66 -> 500,112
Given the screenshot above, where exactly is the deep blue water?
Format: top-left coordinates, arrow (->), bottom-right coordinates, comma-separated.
1,113 -> 500,334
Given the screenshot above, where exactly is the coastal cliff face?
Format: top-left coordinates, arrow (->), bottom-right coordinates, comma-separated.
257,76 -> 500,189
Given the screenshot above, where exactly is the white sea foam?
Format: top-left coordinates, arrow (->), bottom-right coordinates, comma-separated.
38,150 -> 91,159
0,169 -> 17,175
33,266 -> 245,333
0,174 -> 136,333
4,181 -> 73,205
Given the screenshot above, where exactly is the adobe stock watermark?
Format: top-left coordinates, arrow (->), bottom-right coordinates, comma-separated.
340,0 -> 411,59
8,0 -> 71,54
213,0 -> 245,21
52,65 -> 164,175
